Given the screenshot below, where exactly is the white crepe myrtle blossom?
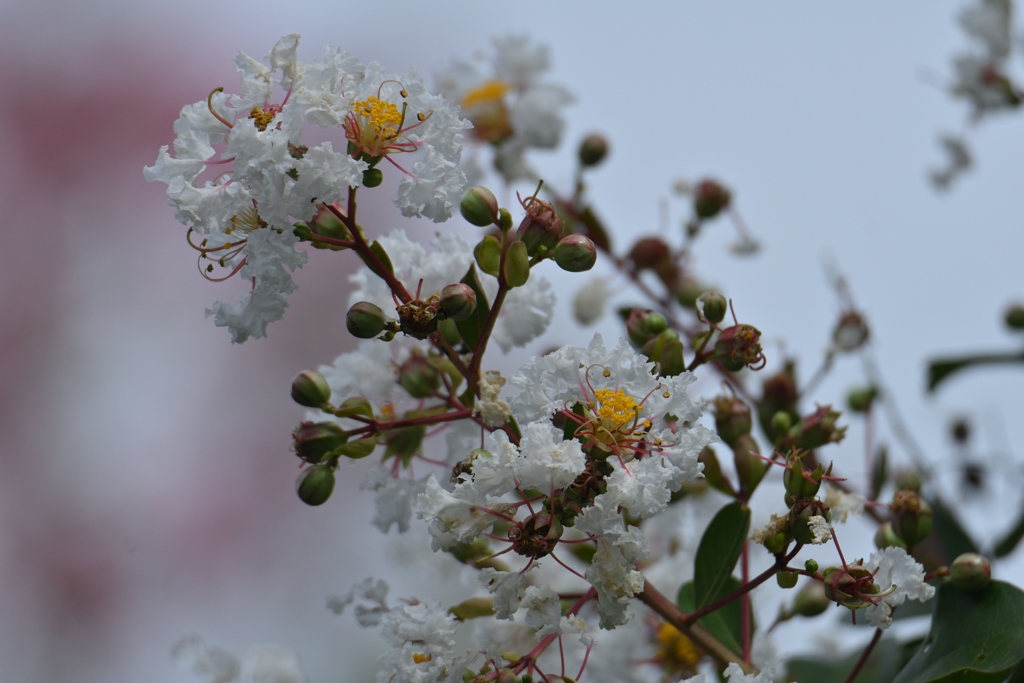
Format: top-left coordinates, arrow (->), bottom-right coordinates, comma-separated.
350,230 -> 555,352
808,515 -> 832,544
173,636 -> 309,683
418,475 -> 516,551
376,600 -> 472,683
362,465 -> 429,534
822,483 -> 865,523
473,370 -> 512,427
862,546 -> 936,629
436,35 -> 573,183
327,576 -> 390,626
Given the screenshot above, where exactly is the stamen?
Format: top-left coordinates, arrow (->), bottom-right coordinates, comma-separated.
207,87 -> 233,128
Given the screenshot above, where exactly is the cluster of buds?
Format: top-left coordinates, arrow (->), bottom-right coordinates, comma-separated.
624,309 -> 684,374
346,283 -> 477,342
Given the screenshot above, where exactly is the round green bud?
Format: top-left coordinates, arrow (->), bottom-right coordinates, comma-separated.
777,570 -> 799,589
439,283 -> 478,321
292,421 -> 348,464
792,580 -> 830,617
346,301 -> 387,339
847,386 -> 878,413
460,186 -> 500,227
873,521 -> 907,550
949,553 -> 991,591
578,133 -> 609,167
890,489 -> 933,547
553,234 -> 597,272
1005,304 -> 1024,330
894,469 -> 922,493
770,411 -> 793,436
398,356 -> 440,399
804,559 -> 819,574
296,465 -> 335,506
698,291 -> 728,324
291,370 -> 332,408
693,179 -> 732,219
362,168 -> 383,187
712,395 -> 752,448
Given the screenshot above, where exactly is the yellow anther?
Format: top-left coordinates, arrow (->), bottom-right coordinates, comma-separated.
603,369 -> 611,378
248,106 -> 276,131
400,89 -> 408,97
417,112 -> 426,121
663,391 -> 671,398
353,96 -> 403,131
462,80 -> 511,109
412,653 -> 432,664
643,420 -> 652,429
595,389 -> 643,426
206,264 -> 214,273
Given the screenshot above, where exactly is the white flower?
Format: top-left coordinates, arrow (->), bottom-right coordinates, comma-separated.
375,601 -> 470,683
863,546 -> 936,629
316,340 -> 402,412
822,483 -> 865,523
514,422 -> 587,492
522,585 -> 563,636
350,230 -> 554,352
417,475 -> 514,551
480,565 -> 534,620
572,275 -> 610,326
436,35 -> 573,183
473,370 -> 511,427
721,661 -> 775,683
172,636 -> 309,683
362,465 -> 429,534
327,577 -> 389,627
808,515 -> 832,545
749,513 -> 788,545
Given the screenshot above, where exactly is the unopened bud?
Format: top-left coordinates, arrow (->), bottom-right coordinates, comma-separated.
693,179 -> 732,219
292,422 -> 348,464
296,465 -> 335,506
640,329 -> 680,363
398,356 -> 441,399
439,284 -> 477,321
517,199 -> 562,255
291,370 -> 332,408
791,580 -> 830,617
832,311 -> 870,352
949,553 -> 991,591
347,302 -> 387,339
794,405 -> 847,450
309,203 -> 351,241
783,451 -> 823,502
894,469 -> 922,493
659,339 -> 685,377
847,386 -> 878,413
777,570 -> 799,589
698,446 -> 732,495
713,395 -> 752,448
461,186 -> 500,227
627,237 -> 672,274
553,234 -> 597,272
698,292 -> 727,324
770,411 -> 793,436
578,133 -> 609,166
362,167 -> 383,187
889,490 -> 932,547
733,434 -> 768,496
626,309 -> 665,347
873,521 -> 907,550
1005,304 -> 1024,330
804,559 -> 819,574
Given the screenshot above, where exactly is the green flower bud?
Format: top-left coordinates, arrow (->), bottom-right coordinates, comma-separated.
698,446 -> 732,495
889,489 -> 932,547
503,240 -> 531,287
474,235 -> 501,277
894,469 -> 922,493
794,405 -> 847,450
873,521 -> 907,550
949,553 -> 991,591
733,434 -> 768,497
292,421 -> 348,464
553,235 -> 597,272
1005,304 -> 1024,330
770,411 -> 793,436
847,386 -> 878,413
291,370 -> 332,408
626,309 -> 660,347
517,199 -> 563,256
398,356 -> 441,399
698,292 -> 727,324
578,133 -> 609,166
362,167 -> 383,187
296,465 -> 335,506
791,580 -> 830,617
646,313 -> 668,335
713,395 -> 753,448
346,302 -> 387,339
498,208 -> 514,232
783,451 -> 823,502
804,559 -> 819,574
627,237 -> 673,277
640,329 -> 680,362
461,186 -> 500,227
693,179 -> 732,219
439,284 -> 477,321
309,203 -> 352,242
659,339 -> 685,377
777,570 -> 799,589
832,311 -> 870,352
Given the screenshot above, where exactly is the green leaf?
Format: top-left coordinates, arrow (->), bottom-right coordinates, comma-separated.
454,265 -> 491,350
676,576 -> 747,656
870,445 -> 888,502
927,351 -> 1024,392
994,499 -> 1024,558
892,580 -> 1024,683
333,397 -> 373,419
693,501 -> 750,609
789,638 -> 904,683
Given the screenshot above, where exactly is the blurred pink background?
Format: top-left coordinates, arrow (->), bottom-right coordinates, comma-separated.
1,1 -> 1021,681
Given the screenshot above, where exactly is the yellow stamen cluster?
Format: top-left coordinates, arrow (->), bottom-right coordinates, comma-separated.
594,389 -> 642,427
228,204 -> 265,236
655,623 -> 701,672
461,80 -> 511,109
249,107 -> 276,131
412,653 -> 432,664
354,96 -> 403,138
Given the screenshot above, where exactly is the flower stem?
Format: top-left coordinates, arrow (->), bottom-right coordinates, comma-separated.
843,628 -> 882,683
683,545 -> 802,626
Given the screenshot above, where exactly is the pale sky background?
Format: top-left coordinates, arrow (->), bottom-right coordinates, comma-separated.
0,1 -> 1021,682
